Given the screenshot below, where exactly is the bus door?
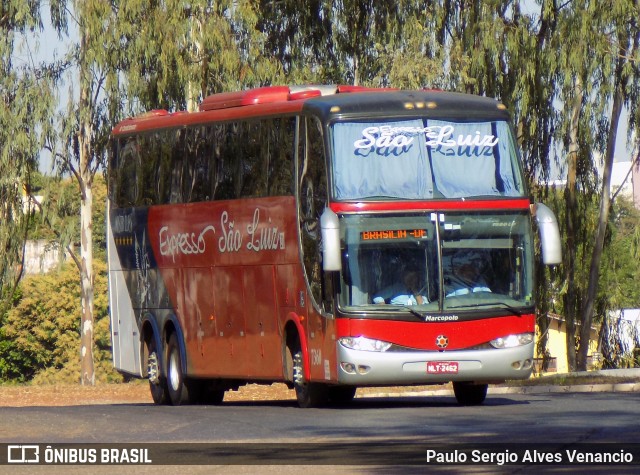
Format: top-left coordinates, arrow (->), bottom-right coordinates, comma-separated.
297,116 -> 334,382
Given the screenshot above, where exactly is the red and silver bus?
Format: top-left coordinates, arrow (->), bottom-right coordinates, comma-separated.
107,85 -> 561,407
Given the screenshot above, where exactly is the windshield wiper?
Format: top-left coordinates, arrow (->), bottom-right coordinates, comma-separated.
447,301 -> 524,316
403,306 -> 426,319
374,304 -> 426,320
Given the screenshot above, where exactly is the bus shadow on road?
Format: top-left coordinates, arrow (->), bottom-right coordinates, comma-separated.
213,395 -> 529,409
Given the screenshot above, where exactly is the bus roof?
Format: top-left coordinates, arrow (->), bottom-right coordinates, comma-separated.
302,89 -> 510,123
111,85 -> 510,136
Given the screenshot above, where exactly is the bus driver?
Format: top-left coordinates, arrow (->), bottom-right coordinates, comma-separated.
373,267 -> 428,305
446,252 -> 492,297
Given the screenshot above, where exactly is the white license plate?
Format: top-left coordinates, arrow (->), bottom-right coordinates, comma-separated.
426,361 -> 459,374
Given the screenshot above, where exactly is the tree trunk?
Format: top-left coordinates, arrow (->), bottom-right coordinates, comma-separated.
563,78 -> 582,372
79,167 -> 95,386
576,84 -> 624,371
78,26 -> 95,386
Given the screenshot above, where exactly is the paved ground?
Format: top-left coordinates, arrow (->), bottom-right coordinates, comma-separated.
1,368 -> 638,407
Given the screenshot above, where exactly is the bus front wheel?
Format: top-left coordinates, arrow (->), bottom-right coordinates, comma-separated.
167,333 -> 190,406
453,382 -> 488,406
291,347 -> 328,408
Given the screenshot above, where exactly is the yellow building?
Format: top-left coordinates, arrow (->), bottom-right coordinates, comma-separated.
534,313 -> 601,375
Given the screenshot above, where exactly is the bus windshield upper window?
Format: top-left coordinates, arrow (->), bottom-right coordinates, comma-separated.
331,119 -> 525,200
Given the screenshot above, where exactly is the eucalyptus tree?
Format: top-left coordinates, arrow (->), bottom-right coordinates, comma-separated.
330,0 -> 403,86
118,0 -> 281,113
257,0 -> 340,83
42,0 -> 125,386
576,0 -> 640,371
256,0 -> 407,86
0,2 -> 60,310
539,0 -> 599,372
519,0 -> 640,371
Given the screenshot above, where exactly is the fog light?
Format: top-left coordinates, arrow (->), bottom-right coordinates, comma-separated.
357,365 -> 371,375
341,362 -> 356,374
511,361 -> 522,370
523,359 -> 532,369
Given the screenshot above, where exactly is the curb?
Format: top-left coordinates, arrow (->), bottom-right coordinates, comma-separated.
491,382 -> 640,395
358,382 -> 640,399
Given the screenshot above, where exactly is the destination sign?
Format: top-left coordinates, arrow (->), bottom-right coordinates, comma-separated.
360,229 -> 428,241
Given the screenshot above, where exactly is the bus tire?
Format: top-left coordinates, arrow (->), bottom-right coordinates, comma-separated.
453,382 -> 488,406
291,347 -> 328,408
145,336 -> 168,405
167,333 -> 190,406
327,386 -> 357,405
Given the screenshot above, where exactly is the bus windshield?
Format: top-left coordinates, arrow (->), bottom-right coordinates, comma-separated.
337,211 -> 534,315
330,119 -> 525,200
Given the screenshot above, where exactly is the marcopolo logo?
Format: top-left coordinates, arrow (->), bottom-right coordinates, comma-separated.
7,445 -> 40,464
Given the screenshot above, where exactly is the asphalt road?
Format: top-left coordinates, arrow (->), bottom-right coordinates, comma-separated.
1,389 -> 639,473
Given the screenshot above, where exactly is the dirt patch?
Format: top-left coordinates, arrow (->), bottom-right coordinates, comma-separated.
0,382 -> 292,407
0,382 -> 448,407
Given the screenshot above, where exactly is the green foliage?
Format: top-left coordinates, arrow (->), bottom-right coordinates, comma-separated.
0,259 -> 121,384
601,196 -> 640,309
0,2 -> 58,311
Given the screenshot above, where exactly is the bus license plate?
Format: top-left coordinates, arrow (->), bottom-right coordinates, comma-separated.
427,361 -> 459,374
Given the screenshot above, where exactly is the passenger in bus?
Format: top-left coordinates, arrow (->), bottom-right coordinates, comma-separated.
373,267 -> 428,305
446,253 -> 492,297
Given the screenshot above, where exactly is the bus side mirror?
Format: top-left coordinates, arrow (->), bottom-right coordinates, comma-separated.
534,203 -> 562,265
320,207 -> 342,271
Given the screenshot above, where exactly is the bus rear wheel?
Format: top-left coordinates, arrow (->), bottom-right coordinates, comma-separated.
146,336 -> 168,405
167,333 -> 190,406
453,382 -> 488,405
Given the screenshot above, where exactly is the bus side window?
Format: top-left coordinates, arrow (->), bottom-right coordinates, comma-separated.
239,120 -> 266,198
116,138 -> 139,208
219,123 -> 240,201
184,126 -> 211,203
268,118 -> 295,197
108,141 -> 118,203
156,132 -> 172,204
139,133 -> 160,206
211,124 -> 229,200
169,130 -> 186,204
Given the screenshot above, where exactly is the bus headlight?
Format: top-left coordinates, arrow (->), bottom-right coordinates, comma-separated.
339,336 -> 392,352
490,333 -> 534,349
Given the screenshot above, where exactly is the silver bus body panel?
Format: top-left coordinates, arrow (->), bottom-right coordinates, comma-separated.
336,342 -> 534,385
107,208 -> 142,377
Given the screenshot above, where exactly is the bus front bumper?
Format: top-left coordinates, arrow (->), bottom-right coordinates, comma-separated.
336,342 -> 534,385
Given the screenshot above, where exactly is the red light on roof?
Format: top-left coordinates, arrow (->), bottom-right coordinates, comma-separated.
337,85 -> 397,93
289,89 -> 322,101
137,109 -> 169,119
200,86 -> 291,111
